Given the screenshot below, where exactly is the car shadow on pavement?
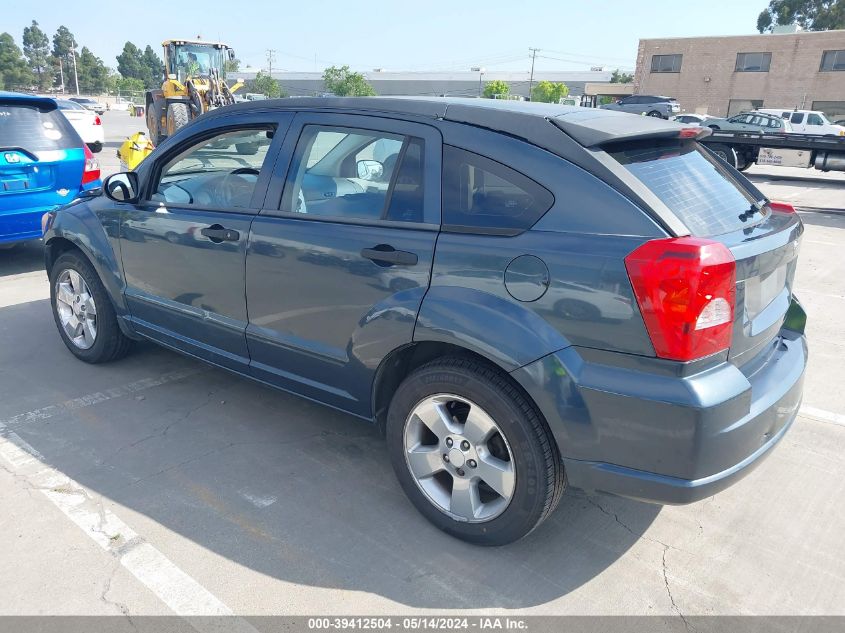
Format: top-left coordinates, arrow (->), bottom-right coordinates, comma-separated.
0,298 -> 661,609
0,241 -> 46,277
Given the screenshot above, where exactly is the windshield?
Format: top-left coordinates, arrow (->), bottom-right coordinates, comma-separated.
607,139 -> 761,236
169,44 -> 225,80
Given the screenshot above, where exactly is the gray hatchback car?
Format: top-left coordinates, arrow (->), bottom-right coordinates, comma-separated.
43,98 -> 807,545
600,95 -> 681,118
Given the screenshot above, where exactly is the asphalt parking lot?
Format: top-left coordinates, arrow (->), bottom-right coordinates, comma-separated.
0,110 -> 843,618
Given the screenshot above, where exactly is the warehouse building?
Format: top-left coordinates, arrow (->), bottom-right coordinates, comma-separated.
633,29 -> 845,119
233,69 -> 611,99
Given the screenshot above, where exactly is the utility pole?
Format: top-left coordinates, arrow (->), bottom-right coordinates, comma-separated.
266,49 -> 276,78
71,40 -> 80,96
58,60 -> 65,95
528,47 -> 540,100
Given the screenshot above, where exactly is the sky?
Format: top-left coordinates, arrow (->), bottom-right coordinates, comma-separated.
2,0 -> 768,74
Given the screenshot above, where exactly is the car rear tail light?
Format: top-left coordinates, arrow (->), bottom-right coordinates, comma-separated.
768,201 -> 795,214
81,144 -> 100,185
678,128 -> 699,138
94,115 -> 101,125
625,237 -> 736,362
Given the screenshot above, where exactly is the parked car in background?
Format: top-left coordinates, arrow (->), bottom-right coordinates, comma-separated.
704,111 -> 793,133
600,95 -> 680,118
56,99 -> 104,153
758,109 -> 845,136
43,98 -> 806,545
671,113 -> 712,125
0,92 -> 101,247
834,119 -> 845,126
69,97 -> 106,115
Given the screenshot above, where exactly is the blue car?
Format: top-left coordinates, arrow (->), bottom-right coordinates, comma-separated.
0,92 -> 100,246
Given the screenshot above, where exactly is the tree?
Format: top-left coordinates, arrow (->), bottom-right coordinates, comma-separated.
116,42 -> 144,81
757,0 -> 845,32
22,21 -> 51,91
252,70 -> 284,98
610,68 -> 634,83
76,47 -> 109,94
0,32 -> 32,90
482,79 -> 510,99
51,26 -> 76,92
224,57 -> 241,74
322,65 -> 376,96
531,80 -> 569,103
141,45 -> 164,89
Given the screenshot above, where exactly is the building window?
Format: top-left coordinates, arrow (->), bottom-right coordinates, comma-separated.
811,101 -> 845,122
650,54 -> 682,73
820,50 -> 845,71
735,52 -> 772,72
727,99 -> 763,116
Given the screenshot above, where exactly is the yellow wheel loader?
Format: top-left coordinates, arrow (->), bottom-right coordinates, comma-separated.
145,39 -> 244,145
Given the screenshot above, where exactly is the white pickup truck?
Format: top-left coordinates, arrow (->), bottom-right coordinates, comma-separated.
758,109 -> 845,136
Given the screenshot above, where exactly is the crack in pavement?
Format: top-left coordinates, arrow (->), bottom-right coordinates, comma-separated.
582,493 -> 694,629
100,556 -> 137,628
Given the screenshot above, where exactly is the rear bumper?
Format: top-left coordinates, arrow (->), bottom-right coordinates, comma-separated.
0,205 -> 57,244
512,323 -> 807,505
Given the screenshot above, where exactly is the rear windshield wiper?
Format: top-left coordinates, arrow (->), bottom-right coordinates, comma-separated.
739,200 -> 766,222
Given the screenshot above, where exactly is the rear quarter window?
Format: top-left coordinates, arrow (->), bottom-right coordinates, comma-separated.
606,139 -> 759,236
442,145 -> 553,234
0,103 -> 79,152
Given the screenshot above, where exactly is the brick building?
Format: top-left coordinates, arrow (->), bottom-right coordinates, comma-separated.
633,30 -> 845,119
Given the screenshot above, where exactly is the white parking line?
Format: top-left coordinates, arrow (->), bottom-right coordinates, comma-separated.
800,406 -> 845,427
1,367 -> 204,428
0,428 -> 258,630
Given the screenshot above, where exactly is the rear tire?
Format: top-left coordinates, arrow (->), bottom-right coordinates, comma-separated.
387,357 -> 564,545
708,143 -> 739,168
166,102 -> 190,138
88,142 -> 103,153
50,251 -> 131,364
147,102 -> 165,145
647,110 -> 664,118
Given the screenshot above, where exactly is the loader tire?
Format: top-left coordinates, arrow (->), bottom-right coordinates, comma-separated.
166,102 -> 190,138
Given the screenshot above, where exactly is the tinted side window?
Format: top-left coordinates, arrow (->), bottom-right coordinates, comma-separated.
442,146 -> 553,234
790,112 -> 804,124
807,113 -> 824,125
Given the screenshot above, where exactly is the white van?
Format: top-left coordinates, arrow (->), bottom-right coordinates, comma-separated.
758,109 -> 845,136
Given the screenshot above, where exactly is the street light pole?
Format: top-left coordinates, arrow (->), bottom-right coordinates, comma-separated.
71,40 -> 80,96
471,67 -> 485,97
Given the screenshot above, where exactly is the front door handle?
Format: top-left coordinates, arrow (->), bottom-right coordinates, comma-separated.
201,225 -> 240,243
361,245 -> 418,266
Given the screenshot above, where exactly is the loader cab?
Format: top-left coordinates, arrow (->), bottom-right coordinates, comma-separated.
163,41 -> 229,83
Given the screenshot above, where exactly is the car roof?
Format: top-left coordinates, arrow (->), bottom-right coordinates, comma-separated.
213,96 -> 684,147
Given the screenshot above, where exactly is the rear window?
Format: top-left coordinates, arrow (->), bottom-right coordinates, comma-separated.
0,102 -> 79,152
607,139 -> 758,236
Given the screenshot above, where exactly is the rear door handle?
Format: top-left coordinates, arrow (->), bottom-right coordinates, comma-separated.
361,245 -> 418,266
201,225 -> 240,243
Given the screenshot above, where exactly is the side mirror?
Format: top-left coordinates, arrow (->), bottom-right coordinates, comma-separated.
228,49 -> 236,61
357,159 -> 384,182
104,172 -> 140,203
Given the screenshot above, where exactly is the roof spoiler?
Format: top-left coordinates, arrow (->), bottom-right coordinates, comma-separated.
550,108 -> 709,147
0,94 -> 58,111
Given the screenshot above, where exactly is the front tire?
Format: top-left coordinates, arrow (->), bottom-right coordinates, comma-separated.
166,101 -> 191,138
50,251 -> 131,363
387,357 -> 564,545
647,110 -> 664,118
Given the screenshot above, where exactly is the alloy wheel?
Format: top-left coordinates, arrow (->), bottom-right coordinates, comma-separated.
403,394 -> 516,523
55,269 -> 98,350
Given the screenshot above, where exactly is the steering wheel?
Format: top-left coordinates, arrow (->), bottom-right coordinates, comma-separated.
217,167 -> 260,207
